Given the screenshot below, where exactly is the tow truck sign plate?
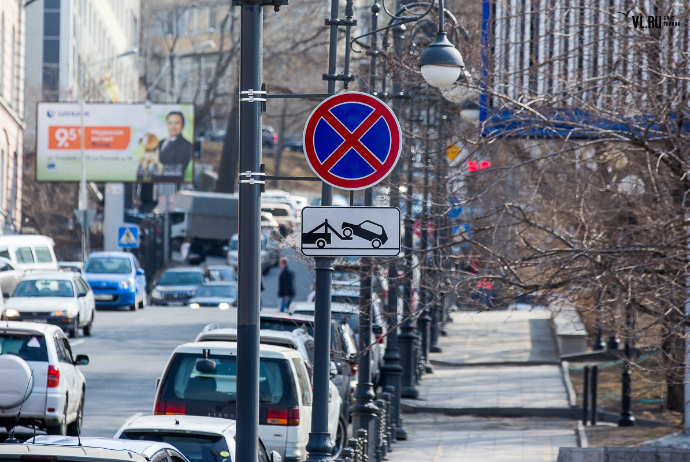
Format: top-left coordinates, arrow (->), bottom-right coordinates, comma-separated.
300,206 -> 401,257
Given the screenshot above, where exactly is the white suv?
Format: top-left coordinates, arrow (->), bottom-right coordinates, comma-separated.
0,322 -> 89,435
154,341 -> 335,462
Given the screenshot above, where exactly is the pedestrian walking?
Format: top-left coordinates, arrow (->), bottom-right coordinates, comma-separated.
180,238 -> 191,263
187,238 -> 206,266
278,257 -> 295,312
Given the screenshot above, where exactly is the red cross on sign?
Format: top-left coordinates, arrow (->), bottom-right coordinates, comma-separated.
303,92 -> 402,190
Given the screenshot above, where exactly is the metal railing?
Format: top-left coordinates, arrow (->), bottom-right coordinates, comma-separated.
337,387 -> 394,462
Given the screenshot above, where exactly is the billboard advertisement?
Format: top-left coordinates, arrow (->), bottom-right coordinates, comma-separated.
36,103 -> 195,182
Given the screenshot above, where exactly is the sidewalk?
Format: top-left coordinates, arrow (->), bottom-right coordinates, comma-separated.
389,310 -> 579,462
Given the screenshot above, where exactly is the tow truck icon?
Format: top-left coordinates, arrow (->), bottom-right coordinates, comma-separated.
303,219 -> 388,249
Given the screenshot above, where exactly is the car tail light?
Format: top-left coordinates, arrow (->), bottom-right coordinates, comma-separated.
47,366 -> 59,388
273,133 -> 278,144
154,400 -> 186,415
376,333 -> 385,345
350,363 -> 358,376
266,407 -> 299,426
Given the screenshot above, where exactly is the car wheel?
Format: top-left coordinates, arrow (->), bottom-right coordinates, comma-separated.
67,394 -> 84,437
139,294 -> 146,309
69,318 -> 79,338
46,402 -> 68,435
342,227 -> 353,238
333,417 -> 347,459
83,313 -> 93,336
371,239 -> 382,248
317,239 -> 327,249
129,303 -> 137,311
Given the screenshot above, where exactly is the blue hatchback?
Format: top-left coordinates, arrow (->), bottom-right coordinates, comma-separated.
83,251 -> 147,310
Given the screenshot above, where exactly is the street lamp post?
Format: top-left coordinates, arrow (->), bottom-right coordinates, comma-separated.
418,89 -> 433,373
79,47 -> 138,261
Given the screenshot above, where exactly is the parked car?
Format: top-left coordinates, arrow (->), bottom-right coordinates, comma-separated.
261,203 -> 296,237
258,313 -> 354,425
0,235 -> 59,271
188,282 -> 237,309
3,272 -> 96,337
20,436 -> 190,462
262,211 -> 281,237
194,325 -> 346,458
0,256 -> 23,297
262,126 -> 279,152
115,415 -> 279,462
283,140 -> 304,153
150,267 -> 211,306
82,251 -> 147,311
206,264 -> 237,282
290,301 -> 386,385
0,322 -> 89,435
154,340 -> 324,462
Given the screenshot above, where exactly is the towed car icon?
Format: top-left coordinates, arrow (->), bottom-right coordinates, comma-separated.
341,220 -> 388,248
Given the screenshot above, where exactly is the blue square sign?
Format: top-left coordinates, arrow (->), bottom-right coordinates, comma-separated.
118,226 -> 139,248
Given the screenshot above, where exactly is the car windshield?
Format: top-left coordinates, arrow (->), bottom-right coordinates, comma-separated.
120,431 -> 229,462
14,279 -> 74,298
0,334 -> 48,362
230,239 -> 239,251
210,268 -> 236,281
260,318 -> 314,336
196,285 -> 237,299
160,272 -> 202,286
332,295 -> 359,305
160,353 -> 297,407
84,257 -> 132,274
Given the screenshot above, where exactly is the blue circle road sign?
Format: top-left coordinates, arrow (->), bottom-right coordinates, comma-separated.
303,92 -> 402,190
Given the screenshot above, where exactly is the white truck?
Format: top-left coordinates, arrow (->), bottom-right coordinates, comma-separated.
173,191 -> 239,256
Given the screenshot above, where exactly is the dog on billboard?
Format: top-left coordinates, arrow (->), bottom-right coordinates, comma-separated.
138,133 -> 163,172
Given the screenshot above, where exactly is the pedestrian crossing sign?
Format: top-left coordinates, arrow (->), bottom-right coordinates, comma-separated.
118,226 -> 139,248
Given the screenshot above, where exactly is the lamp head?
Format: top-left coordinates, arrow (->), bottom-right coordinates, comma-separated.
119,47 -> 138,58
418,32 -> 464,88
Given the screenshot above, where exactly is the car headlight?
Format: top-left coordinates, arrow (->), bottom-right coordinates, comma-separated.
53,310 -> 64,316
190,303 -> 200,309
5,309 -> 19,317
152,290 -> 162,299
119,278 -> 134,289
219,303 -> 230,310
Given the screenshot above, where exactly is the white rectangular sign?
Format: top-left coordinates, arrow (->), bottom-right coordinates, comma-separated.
301,207 -> 401,257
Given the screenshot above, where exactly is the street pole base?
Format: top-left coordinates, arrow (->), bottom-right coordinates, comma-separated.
440,329 -> 447,336
617,415 -> 635,427
401,385 -> 419,399
306,432 -> 335,462
430,345 -> 442,353
394,425 -> 407,440
424,363 -> 433,373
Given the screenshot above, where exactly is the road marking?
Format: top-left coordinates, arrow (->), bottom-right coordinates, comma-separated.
432,443 -> 444,462
70,339 -> 85,346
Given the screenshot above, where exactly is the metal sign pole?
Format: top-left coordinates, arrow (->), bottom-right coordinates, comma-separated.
305,0 -> 337,457
235,3 -> 263,462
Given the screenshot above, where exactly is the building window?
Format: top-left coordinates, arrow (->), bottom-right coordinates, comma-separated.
0,13 -> 4,97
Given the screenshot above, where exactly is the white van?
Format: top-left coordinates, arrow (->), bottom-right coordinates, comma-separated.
0,235 -> 59,271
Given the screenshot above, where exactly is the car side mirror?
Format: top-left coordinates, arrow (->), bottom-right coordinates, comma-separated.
3,293 -> 9,298
136,268 -> 145,276
349,354 -> 358,365
372,325 -> 383,335
78,292 -> 87,298
329,361 -> 338,378
270,450 -> 282,462
75,354 -> 89,365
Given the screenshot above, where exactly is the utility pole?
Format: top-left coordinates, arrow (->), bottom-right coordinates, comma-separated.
235,2 -> 264,462
380,11 -> 406,441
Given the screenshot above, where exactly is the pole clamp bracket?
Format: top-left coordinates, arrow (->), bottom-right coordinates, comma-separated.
239,170 -> 266,185
240,89 -> 267,103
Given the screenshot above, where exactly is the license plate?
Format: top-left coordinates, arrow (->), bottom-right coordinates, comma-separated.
167,301 -> 184,306
31,319 -> 47,323
94,294 -> 114,301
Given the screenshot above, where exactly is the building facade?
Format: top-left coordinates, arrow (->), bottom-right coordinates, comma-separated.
24,0 -> 140,149
0,0 -> 25,233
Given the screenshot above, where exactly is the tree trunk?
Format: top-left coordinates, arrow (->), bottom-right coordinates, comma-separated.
271,100 -> 289,188
216,85 -> 240,194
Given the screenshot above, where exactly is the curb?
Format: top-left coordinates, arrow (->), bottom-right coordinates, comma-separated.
576,421 -> 588,448
561,361 -> 578,407
400,401 -> 578,419
429,360 -> 559,367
